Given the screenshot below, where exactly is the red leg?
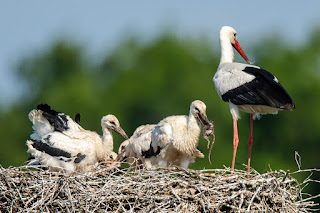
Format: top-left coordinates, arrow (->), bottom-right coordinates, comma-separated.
231,118 -> 239,171
247,114 -> 254,178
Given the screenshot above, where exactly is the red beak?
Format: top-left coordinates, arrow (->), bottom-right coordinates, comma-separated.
232,40 -> 251,64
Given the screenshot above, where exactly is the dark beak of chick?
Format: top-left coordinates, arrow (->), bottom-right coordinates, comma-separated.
196,111 -> 210,127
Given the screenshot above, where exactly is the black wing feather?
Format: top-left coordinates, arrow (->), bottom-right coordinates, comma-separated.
142,144 -> 162,158
222,67 -> 295,110
37,104 -> 69,132
75,113 -> 81,124
31,135 -> 72,159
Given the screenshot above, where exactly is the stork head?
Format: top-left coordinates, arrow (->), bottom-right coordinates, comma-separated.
101,115 -> 129,139
116,139 -> 130,162
190,100 -> 210,126
220,26 -> 250,64
105,151 -> 119,167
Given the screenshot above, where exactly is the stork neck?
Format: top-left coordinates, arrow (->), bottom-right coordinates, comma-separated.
219,37 -> 234,65
102,128 -> 114,151
177,112 -> 200,155
188,112 -> 201,131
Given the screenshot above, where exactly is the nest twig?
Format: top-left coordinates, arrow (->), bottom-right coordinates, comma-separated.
1,164 -> 319,212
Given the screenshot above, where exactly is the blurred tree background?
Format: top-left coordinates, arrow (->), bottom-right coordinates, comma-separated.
0,30 -> 320,198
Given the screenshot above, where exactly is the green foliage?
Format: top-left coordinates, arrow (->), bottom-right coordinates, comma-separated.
1,30 -> 320,198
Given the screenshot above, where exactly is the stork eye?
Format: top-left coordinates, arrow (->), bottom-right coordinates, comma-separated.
110,121 -> 116,125
110,155 -> 114,160
195,107 -> 200,112
233,33 -> 237,37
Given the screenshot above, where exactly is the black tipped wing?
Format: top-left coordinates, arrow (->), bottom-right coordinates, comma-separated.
37,104 -> 58,115
30,135 -> 87,164
37,104 -> 69,132
142,144 -> 162,158
31,136 -> 72,159
75,113 -> 81,124
74,153 -> 86,163
221,67 -> 295,110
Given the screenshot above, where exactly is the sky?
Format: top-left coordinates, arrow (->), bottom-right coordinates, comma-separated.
1,1 -> 320,108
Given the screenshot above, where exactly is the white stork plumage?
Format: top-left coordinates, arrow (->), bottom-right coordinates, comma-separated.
26,114 -> 128,171
117,122 -> 205,169
148,100 -> 211,169
117,124 -> 157,168
28,104 -> 83,141
213,26 -> 295,176
28,104 -> 84,165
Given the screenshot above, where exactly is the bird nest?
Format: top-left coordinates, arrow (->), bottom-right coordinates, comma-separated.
0,164 -> 319,212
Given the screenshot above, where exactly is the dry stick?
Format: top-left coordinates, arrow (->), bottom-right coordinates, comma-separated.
295,151 -> 302,170
237,192 -> 245,213
0,165 -> 319,212
290,168 -> 320,175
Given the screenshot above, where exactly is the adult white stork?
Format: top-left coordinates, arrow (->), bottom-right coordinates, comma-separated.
213,26 -> 295,176
26,114 -> 128,171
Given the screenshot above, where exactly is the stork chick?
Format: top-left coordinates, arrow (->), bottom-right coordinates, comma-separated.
150,100 -> 211,168
26,114 -> 128,171
117,124 -> 157,168
117,123 -> 206,169
119,100 -> 211,169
